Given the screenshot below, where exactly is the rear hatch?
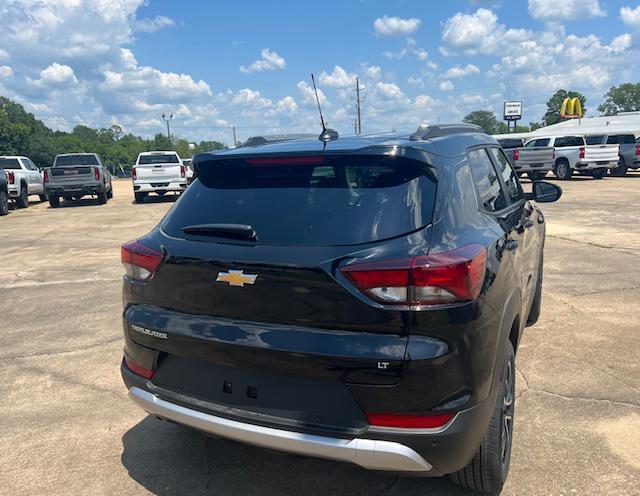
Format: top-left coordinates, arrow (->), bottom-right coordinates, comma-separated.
50,154 -> 97,185
135,153 -> 182,182
126,153 -> 439,392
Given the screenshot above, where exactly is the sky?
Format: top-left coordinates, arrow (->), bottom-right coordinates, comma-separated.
0,0 -> 639,145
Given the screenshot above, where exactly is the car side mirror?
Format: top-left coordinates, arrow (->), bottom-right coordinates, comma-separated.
526,181 -> 562,203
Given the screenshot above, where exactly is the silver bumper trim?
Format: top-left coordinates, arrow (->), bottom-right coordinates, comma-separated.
129,387 -> 432,472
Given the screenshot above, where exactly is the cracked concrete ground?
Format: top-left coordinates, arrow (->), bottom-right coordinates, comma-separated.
1,175 -> 639,495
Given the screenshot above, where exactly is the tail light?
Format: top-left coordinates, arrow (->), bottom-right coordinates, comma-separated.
367,412 -> 455,429
180,165 -> 186,178
124,357 -> 155,379
131,167 -> 137,180
579,146 -> 585,159
512,149 -> 519,162
43,169 -> 49,183
7,171 -> 14,184
121,240 -> 163,281
94,167 -> 100,180
340,244 -> 487,307
636,145 -> 640,156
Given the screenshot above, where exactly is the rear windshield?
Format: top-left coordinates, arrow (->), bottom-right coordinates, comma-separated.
555,136 -> 584,147
607,134 -> 636,144
497,139 -> 523,149
585,135 -> 605,145
0,158 -> 21,169
54,155 -> 99,166
138,154 -> 179,165
163,155 -> 436,246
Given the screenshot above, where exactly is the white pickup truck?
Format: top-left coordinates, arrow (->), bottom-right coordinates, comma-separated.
524,135 -> 619,180
0,155 -> 46,208
132,151 -> 187,203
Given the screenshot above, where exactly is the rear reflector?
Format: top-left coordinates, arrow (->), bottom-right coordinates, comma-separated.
367,412 -> 455,429
512,149 -> 519,162
121,240 -> 163,281
94,167 -> 100,180
7,171 -> 14,184
341,244 -> 487,306
180,165 -> 186,178
636,145 -> 640,157
124,357 -> 155,379
43,169 -> 49,183
579,146 -> 585,159
131,167 -> 137,180
246,156 -> 325,166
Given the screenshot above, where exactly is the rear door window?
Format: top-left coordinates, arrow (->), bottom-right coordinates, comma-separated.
163,155 -> 436,246
467,148 -> 509,212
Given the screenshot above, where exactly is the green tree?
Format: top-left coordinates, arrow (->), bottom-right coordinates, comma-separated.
529,121 -> 543,131
463,110 -> 502,134
543,90 -> 587,125
597,83 -> 640,115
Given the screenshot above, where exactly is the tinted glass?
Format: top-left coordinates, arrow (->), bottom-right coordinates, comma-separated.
608,134 -> 636,144
468,148 -> 508,212
163,155 -> 436,245
526,139 -> 550,147
54,155 -> 99,166
0,158 -> 21,169
586,135 -> 605,145
490,148 -> 524,204
139,154 -> 180,165
497,139 -> 524,149
555,136 -> 584,147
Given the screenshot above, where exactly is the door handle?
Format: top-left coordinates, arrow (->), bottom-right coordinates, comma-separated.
505,239 -> 519,251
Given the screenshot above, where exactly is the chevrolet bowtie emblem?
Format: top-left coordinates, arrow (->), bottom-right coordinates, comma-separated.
216,270 -> 257,287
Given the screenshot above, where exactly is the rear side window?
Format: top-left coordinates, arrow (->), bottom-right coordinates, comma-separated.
163,155 -> 436,246
525,139 -> 550,148
0,158 -> 21,169
54,155 -> 99,166
489,148 -> 524,204
555,136 -> 584,147
138,154 -> 180,165
607,134 -> 636,145
467,148 -> 508,212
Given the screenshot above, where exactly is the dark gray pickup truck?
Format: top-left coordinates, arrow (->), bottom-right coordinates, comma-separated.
44,153 -> 113,207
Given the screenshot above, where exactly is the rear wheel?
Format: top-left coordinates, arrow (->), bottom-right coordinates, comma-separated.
554,160 -> 572,180
609,158 -> 627,177
134,192 -> 146,203
591,168 -> 607,179
97,188 -> 108,204
16,185 -> 29,208
39,193 -> 47,202
527,171 -> 547,181
450,341 -> 515,494
107,185 -> 113,198
0,189 -> 8,216
49,195 -> 60,208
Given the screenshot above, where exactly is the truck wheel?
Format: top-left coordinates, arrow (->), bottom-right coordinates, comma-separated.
107,185 -> 113,199
0,189 -> 8,216
16,184 -> 29,208
527,255 -> 543,327
97,189 -> 108,204
39,194 -> 47,202
591,168 -> 607,179
609,158 -> 627,177
449,341 -> 515,494
134,192 -> 146,203
527,171 -> 547,181
554,160 -> 572,180
49,195 -> 60,208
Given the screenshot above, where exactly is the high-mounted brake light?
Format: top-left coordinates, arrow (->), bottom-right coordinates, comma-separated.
246,156 -> 325,166
131,167 -> 137,180
340,244 -> 487,307
7,171 -> 14,185
180,164 -> 186,178
367,412 -> 455,429
124,357 -> 155,379
43,169 -> 49,183
94,167 -> 100,180
512,149 -> 519,162
579,146 -> 585,159
636,145 -> 640,157
121,240 -> 163,281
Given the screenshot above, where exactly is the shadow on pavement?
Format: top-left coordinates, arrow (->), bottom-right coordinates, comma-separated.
121,416 -> 472,496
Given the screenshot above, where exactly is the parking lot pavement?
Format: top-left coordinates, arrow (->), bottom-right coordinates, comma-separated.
1,176 -> 639,496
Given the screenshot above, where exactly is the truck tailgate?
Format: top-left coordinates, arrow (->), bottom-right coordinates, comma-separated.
135,164 -> 181,182
584,144 -> 619,163
515,147 -> 554,168
49,166 -> 95,185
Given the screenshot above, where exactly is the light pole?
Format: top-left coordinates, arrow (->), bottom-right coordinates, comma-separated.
162,113 -> 173,142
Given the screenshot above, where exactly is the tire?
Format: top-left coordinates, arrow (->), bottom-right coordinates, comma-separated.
527,255 -> 543,326
39,194 -> 47,202
553,160 -> 572,180
49,195 -> 60,208
107,185 -> 113,199
16,184 -> 29,208
590,168 -> 607,179
609,158 -> 627,177
134,192 -> 146,203
527,171 -> 547,181
450,341 -> 515,494
97,188 -> 108,204
0,189 -> 8,216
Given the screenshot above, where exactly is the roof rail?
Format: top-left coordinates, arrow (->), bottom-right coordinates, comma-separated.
410,123 -> 483,141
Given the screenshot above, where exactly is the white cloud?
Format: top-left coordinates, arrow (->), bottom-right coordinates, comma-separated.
28,62 -> 78,88
240,48 -> 286,73
444,64 -> 480,78
364,65 -> 381,80
375,82 -> 404,99
297,80 -> 329,106
610,33 -> 632,52
0,49 -> 9,62
442,9 -> 504,54
373,16 -> 421,36
407,76 -> 424,88
232,88 -> 272,108
0,66 -> 13,78
319,66 -> 356,88
383,38 -> 428,60
528,0 -> 606,20
439,80 -> 454,91
135,15 -> 175,33
415,95 -> 434,108
621,5 -> 640,27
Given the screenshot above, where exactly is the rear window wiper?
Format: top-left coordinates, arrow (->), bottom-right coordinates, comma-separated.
181,223 -> 257,241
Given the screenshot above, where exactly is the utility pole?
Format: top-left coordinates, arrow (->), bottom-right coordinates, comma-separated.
232,126 -> 237,147
162,113 -> 173,142
356,77 -> 362,135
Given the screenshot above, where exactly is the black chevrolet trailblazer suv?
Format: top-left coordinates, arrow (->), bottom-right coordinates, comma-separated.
120,124 -> 561,494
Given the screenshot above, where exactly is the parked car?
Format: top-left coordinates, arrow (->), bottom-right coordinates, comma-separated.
495,136 -> 554,181
44,153 -> 113,208
0,156 -> 46,208
120,123 -> 562,494
132,151 -> 187,203
584,133 -> 640,177
525,135 -> 619,180
182,158 -> 195,184
0,168 -> 8,216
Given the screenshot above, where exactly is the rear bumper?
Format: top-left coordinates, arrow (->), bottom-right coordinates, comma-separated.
129,385 -> 433,473
513,163 -> 553,172
7,185 -> 19,197
574,161 -> 617,170
133,181 -> 187,193
45,183 -> 103,196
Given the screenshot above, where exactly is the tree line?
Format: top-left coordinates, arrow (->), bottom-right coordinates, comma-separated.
0,96 -> 226,169
463,83 -> 640,135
